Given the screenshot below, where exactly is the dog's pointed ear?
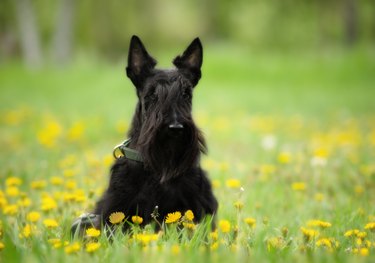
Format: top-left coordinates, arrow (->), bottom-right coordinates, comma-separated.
126,35 -> 157,86
173,38 -> 203,86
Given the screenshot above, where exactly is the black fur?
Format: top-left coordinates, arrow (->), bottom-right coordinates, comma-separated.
94,35 -> 218,228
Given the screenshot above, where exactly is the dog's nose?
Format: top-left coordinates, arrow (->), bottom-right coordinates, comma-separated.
168,123 -> 184,130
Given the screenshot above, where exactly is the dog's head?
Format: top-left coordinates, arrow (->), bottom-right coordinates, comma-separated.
125,36 -> 206,182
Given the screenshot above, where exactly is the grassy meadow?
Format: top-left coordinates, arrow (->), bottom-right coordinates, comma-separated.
0,47 -> 375,262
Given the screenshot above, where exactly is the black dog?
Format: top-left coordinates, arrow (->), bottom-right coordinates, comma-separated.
72,36 -> 217,233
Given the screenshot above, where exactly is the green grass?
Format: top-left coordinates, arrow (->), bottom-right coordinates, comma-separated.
0,46 -> 375,262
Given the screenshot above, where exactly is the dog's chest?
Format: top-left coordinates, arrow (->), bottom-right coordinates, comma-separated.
142,176 -> 197,212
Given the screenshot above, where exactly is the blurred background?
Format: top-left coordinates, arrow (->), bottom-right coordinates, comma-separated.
1,0 -> 375,152
1,0 -> 374,67
0,0 -> 374,138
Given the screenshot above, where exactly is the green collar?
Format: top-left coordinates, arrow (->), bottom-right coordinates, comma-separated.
113,138 -> 143,163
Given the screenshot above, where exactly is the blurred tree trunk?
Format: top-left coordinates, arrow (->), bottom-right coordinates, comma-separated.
52,0 -> 75,65
14,0 -> 43,68
343,0 -> 358,46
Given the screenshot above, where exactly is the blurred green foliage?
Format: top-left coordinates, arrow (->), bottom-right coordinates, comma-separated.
0,0 -> 374,64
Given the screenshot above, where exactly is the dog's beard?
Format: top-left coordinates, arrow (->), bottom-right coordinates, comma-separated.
138,122 -> 206,183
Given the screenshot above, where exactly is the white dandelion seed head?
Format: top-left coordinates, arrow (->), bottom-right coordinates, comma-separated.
261,134 -> 277,150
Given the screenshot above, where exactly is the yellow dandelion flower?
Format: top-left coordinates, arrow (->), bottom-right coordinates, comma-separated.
151,233 -> 159,241
3,204 -> 18,215
219,220 -> 231,233
165,211 -> 182,224
86,242 -> 100,253
182,222 -> 196,230
219,162 -> 229,172
316,238 -> 332,249
212,179 -> 221,188
244,217 -> 256,228
184,210 -> 194,221
210,242 -> 219,251
131,215 -> 143,225
0,242 -> 4,251
50,176 -> 64,185
210,231 -> 218,241
86,228 -> 100,237
212,117 -> 230,132
357,231 -> 367,239
359,248 -> 369,257
116,120 -> 128,134
67,122 -> 84,141
136,234 -> 152,245
18,197 -> 32,207
202,158 -> 217,170
43,219 -> 59,228
225,179 -> 241,189
5,177 -> 22,187
63,169 -> 77,178
31,180 -> 47,190
109,212 -> 125,224
65,180 -> 77,190
234,201 -> 243,210
48,239 -> 68,249
37,120 -> 62,148
73,192 -> 86,203
365,240 -> 372,248
313,148 -> 329,158
53,242 -> 62,249
300,227 -> 319,241
314,193 -> 324,202
6,186 -> 20,197
3,108 -> 27,125
0,191 -> 7,203
59,154 -> 77,168
291,182 -> 306,191
307,219 -> 331,228
171,244 -> 180,255
260,164 -> 276,175
278,152 -> 291,164
354,185 -> 364,195
133,233 -> 159,245
48,238 -> 61,245
267,237 -> 284,251
103,154 -> 113,167
19,224 -> 32,238
364,222 -> 375,231
65,242 -> 80,254
62,192 -> 76,202
26,211 -> 41,222
344,229 -> 359,237
41,196 -> 57,211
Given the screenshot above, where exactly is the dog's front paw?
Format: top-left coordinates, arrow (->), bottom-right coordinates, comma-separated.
71,213 -> 101,237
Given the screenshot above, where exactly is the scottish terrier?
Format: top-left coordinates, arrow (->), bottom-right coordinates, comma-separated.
72,36 -> 218,233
